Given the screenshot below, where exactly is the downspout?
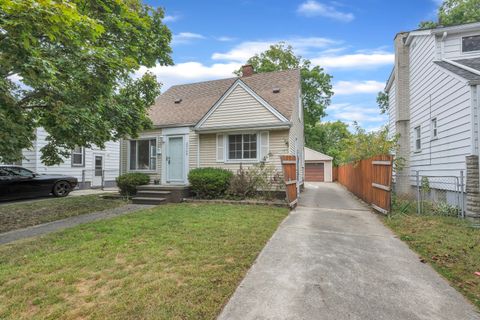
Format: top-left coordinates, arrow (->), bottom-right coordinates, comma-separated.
440,31 -> 448,59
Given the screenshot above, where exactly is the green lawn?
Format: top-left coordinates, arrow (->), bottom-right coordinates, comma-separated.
0,203 -> 288,319
384,213 -> 480,310
0,195 -> 127,233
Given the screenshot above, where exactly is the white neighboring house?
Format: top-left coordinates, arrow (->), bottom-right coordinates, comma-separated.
16,128 -> 120,188
386,22 -> 480,218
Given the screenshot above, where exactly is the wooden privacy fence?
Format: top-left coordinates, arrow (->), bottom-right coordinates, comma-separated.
336,155 -> 393,214
280,155 -> 298,208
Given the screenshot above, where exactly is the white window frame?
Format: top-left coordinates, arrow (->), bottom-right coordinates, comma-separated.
414,126 -> 422,152
128,137 -> 157,172
226,132 -> 259,163
461,34 -> 480,54
71,146 -> 85,167
431,118 -> 438,140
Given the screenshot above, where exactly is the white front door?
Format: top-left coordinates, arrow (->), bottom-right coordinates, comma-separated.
92,154 -> 104,187
167,136 -> 185,183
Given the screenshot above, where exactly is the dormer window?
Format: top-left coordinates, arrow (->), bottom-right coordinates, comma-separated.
462,35 -> 480,53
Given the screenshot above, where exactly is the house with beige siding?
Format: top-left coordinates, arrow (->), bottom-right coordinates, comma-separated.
120,66 -> 305,194
386,22 -> 480,218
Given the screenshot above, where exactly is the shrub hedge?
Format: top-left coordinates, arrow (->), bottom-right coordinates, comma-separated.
188,167 -> 233,199
116,172 -> 150,196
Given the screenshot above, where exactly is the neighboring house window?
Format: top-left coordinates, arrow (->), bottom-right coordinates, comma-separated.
228,134 -> 257,160
71,146 -> 85,167
462,35 -> 480,53
129,139 -> 156,170
414,126 -> 421,151
431,118 -> 438,139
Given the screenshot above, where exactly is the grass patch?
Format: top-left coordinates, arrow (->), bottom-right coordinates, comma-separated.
0,203 -> 288,319
384,213 -> 480,310
0,195 -> 127,233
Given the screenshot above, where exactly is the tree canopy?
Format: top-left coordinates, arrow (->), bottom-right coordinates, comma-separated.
305,121 -> 351,166
236,43 -> 333,128
0,0 -> 172,165
420,0 -> 480,28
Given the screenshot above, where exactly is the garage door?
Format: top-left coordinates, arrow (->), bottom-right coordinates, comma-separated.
305,163 -> 324,182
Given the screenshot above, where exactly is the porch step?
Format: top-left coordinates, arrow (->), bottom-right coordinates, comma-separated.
136,190 -> 172,198
131,197 -> 167,205
136,184 -> 191,203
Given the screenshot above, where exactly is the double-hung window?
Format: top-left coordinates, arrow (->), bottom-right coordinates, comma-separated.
129,139 -> 157,170
462,35 -> 480,53
414,126 -> 421,151
228,134 -> 257,161
71,146 -> 85,167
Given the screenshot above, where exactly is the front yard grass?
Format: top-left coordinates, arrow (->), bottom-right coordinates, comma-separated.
0,203 -> 288,319
0,195 -> 127,233
384,213 -> 480,310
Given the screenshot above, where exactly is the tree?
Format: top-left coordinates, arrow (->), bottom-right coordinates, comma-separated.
376,91 -> 389,114
0,0 -> 172,165
305,121 -> 351,166
419,0 -> 480,28
236,43 -> 333,128
337,123 -> 398,165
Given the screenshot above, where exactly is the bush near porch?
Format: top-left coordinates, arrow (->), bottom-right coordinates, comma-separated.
116,172 -> 150,197
188,164 -> 284,201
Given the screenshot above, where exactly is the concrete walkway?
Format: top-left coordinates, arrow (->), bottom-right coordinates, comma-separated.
218,182 -> 480,320
0,204 -> 152,245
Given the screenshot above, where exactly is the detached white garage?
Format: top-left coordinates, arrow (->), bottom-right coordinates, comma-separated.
304,147 -> 333,182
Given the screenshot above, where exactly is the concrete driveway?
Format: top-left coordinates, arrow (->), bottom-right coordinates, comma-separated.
218,182 -> 480,320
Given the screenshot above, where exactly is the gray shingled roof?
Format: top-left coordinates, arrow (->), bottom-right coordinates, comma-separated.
148,69 -> 300,127
434,58 -> 480,83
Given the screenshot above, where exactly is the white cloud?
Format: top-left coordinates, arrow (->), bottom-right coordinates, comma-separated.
333,80 -> 385,95
212,37 -> 338,62
326,102 -> 385,125
311,51 -> 394,69
163,15 -> 180,23
216,36 -> 236,42
136,62 -> 241,90
297,0 -> 354,22
172,32 -> 206,45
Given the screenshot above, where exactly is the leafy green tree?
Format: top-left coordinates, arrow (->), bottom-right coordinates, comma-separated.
236,43 -> 333,128
0,0 -> 172,165
376,91 -> 389,114
420,0 -> 480,28
305,121 -> 351,166
337,123 -> 398,165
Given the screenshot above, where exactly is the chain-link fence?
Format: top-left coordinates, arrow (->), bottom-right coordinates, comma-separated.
392,171 -> 466,218
76,169 -> 119,190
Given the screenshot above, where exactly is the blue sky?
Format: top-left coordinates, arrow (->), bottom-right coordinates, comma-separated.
141,0 -> 442,131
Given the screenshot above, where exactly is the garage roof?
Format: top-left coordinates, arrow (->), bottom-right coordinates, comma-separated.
305,147 -> 333,161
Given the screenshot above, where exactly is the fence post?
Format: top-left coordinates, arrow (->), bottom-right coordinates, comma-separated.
416,171 -> 421,215
81,170 -> 86,190
101,170 -> 105,191
460,170 -> 465,219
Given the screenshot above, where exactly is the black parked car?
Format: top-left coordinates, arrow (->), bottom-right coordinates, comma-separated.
0,166 -> 78,201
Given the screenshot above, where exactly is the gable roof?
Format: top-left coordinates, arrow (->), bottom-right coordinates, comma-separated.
148,69 -> 300,127
304,147 -> 333,161
435,58 -> 480,84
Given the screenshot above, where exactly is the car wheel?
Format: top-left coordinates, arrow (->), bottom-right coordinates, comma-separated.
53,181 -> 71,197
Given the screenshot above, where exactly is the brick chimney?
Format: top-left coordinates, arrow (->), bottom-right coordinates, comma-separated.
241,64 -> 254,77
393,32 -> 411,195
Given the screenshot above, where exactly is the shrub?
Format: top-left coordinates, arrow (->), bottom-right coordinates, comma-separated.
227,163 -> 284,200
188,167 -> 233,199
227,165 -> 256,199
116,172 -> 150,197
